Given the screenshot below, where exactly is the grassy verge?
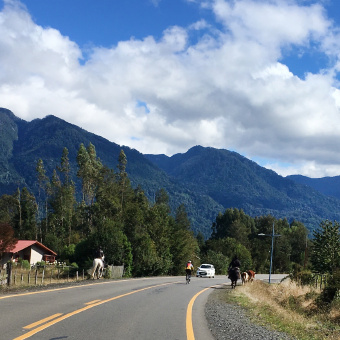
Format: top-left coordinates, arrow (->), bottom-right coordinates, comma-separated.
222,279 -> 340,340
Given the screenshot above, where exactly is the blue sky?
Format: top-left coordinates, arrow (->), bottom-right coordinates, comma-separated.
1,0 -> 340,178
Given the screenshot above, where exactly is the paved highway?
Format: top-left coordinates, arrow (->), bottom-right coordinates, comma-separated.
0,274 -> 288,340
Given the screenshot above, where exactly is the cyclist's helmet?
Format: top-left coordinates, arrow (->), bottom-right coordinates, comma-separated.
188,260 -> 191,263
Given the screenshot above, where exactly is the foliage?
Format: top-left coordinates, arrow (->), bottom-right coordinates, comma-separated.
16,258 -> 30,269
289,270 -> 316,286
3,109 -> 340,238
318,268 -> 340,305
0,222 -> 17,258
0,112 -> 337,280
311,220 -> 340,274
201,250 -> 228,275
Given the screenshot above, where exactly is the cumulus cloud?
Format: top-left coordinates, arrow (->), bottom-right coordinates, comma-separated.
1,0 -> 340,177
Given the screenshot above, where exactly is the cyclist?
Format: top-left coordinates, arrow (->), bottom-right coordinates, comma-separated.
185,260 -> 194,283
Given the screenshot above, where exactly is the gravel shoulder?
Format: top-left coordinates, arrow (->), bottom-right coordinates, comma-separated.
205,286 -> 295,340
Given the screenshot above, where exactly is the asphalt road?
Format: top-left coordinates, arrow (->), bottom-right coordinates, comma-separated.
0,274 -> 288,340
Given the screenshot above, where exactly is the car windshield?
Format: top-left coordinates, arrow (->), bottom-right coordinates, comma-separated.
201,265 -> 211,268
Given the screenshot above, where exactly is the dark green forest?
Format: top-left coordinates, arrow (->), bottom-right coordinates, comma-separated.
3,108 -> 340,240
2,143 -> 338,280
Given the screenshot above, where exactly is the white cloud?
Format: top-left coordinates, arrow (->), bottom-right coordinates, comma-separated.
1,0 -> 340,178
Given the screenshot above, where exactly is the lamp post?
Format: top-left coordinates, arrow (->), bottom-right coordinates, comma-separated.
258,222 -> 281,284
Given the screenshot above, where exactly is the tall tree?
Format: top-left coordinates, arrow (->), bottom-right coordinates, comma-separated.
0,194 -> 18,224
169,205 -> 199,275
311,220 -> 340,274
12,188 -> 38,240
48,149 -> 76,250
211,208 -> 254,245
117,149 -> 129,213
36,159 -> 51,241
77,143 -> 102,206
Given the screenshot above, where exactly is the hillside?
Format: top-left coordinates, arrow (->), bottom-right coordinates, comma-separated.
288,174 -> 340,201
0,108 -> 222,237
145,146 -> 340,231
1,108 -> 340,236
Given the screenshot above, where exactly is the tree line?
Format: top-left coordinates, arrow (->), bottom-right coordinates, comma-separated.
0,143 -> 339,280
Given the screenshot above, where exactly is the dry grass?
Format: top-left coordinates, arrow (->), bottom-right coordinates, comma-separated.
225,279 -> 340,340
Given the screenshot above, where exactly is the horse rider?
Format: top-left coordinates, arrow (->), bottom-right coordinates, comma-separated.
95,246 -> 104,262
228,255 -> 241,279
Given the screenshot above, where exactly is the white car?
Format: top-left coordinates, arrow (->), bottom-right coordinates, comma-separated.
196,264 -> 215,278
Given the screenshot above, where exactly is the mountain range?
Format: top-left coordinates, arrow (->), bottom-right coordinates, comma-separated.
1,107 -> 340,237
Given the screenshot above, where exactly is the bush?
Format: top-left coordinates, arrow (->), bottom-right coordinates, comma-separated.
70,262 -> 79,269
290,270 -> 315,286
36,261 -> 46,268
104,266 -> 112,279
318,268 -> 340,305
16,259 -> 30,270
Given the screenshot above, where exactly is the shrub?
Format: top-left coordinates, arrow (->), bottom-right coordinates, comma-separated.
318,268 -> 340,305
17,259 -> 30,270
290,271 -> 315,286
104,266 -> 112,279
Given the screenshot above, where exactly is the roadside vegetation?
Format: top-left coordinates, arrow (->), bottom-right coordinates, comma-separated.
223,278 -> 340,340
0,143 -> 313,278
0,143 -> 339,319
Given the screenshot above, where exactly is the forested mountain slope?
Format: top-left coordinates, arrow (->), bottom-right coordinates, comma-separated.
1,108 -> 340,236
288,174 -> 340,201
145,146 -> 340,232
0,108 -> 222,237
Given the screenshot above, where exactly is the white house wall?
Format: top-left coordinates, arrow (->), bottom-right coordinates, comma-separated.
30,245 -> 44,265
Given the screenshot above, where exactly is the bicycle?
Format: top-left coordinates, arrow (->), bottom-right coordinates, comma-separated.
186,270 -> 191,284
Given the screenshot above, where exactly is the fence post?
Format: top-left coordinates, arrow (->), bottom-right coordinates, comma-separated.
6,262 -> 12,286
82,269 -> 84,280
35,269 -> 38,285
76,271 -> 78,281
42,269 -> 44,284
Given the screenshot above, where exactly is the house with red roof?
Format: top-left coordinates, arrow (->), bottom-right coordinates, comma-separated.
1,240 -> 57,268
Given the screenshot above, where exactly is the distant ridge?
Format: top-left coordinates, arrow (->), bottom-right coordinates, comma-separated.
2,107 -> 340,237
288,175 -> 340,201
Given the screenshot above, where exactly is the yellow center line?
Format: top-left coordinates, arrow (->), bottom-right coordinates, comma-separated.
84,299 -> 101,305
23,314 -> 63,330
186,287 -> 210,340
186,283 -> 228,340
13,281 -> 181,340
0,277 -> 168,300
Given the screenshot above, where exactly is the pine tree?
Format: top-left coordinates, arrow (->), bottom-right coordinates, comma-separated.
311,220 -> 340,274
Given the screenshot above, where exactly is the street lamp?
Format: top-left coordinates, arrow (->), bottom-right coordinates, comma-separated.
258,222 -> 281,284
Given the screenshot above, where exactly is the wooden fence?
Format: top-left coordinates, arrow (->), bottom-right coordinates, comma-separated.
1,262 -> 124,287
293,272 -> 329,290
